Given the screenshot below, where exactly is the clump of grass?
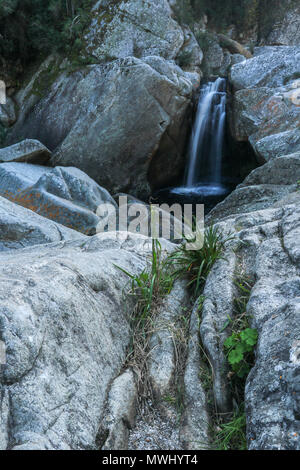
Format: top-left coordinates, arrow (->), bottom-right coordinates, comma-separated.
167,225 -> 233,298
117,239 -> 173,333
213,406 -> 247,450
115,239 -> 174,403
163,384 -> 185,421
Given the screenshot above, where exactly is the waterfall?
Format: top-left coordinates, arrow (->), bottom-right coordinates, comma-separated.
184,77 -> 226,187
153,78 -> 230,214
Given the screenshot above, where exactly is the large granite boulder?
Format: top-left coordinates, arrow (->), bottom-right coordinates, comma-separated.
0,233 -> 172,450
229,46 -> 300,162
6,1 -> 201,198
84,0 -> 184,61
0,195 -> 85,251
0,162 -> 117,235
230,47 -> 300,90
7,56 -> 197,199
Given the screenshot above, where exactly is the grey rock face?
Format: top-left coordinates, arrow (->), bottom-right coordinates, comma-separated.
229,47 -> 300,162
201,149 -> 300,450
200,251 -> 236,413
252,129 -> 300,162
201,34 -> 232,78
230,47 -> 300,90
0,195 -> 86,251
177,26 -> 203,74
100,370 -> 137,450
0,162 -> 117,234
148,280 -> 190,397
266,4 -> 300,46
85,0 -> 184,62
0,233 -> 152,450
208,152 -> 300,222
180,304 -> 210,450
8,57 -> 196,199
245,205 -> 300,449
0,139 -> 51,164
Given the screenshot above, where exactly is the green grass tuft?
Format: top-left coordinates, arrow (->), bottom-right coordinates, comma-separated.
213,406 -> 247,450
167,225 -> 233,298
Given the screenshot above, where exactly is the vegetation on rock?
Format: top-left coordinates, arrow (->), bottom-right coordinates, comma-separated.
0,0 -> 94,77
175,0 -> 298,42
168,225 -> 233,298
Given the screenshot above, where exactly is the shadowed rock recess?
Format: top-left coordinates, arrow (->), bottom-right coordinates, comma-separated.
0,0 -> 300,451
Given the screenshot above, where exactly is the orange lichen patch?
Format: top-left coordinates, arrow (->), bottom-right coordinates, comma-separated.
0,187 -> 95,234
253,113 -> 300,140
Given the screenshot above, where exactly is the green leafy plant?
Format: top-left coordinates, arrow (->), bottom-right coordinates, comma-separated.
222,269 -> 258,380
167,225 -> 233,298
224,327 -> 258,378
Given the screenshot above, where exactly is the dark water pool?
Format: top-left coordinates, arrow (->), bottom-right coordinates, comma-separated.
152,182 -> 236,215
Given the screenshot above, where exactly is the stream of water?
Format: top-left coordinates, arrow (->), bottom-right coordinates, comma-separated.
154,78 -> 231,213
185,77 -> 227,187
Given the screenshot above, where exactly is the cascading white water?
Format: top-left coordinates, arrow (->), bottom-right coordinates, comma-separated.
153,77 -> 230,214
184,77 -> 226,187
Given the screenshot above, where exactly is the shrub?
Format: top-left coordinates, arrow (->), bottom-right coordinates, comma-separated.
0,0 -> 94,69
224,327 -> 258,378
